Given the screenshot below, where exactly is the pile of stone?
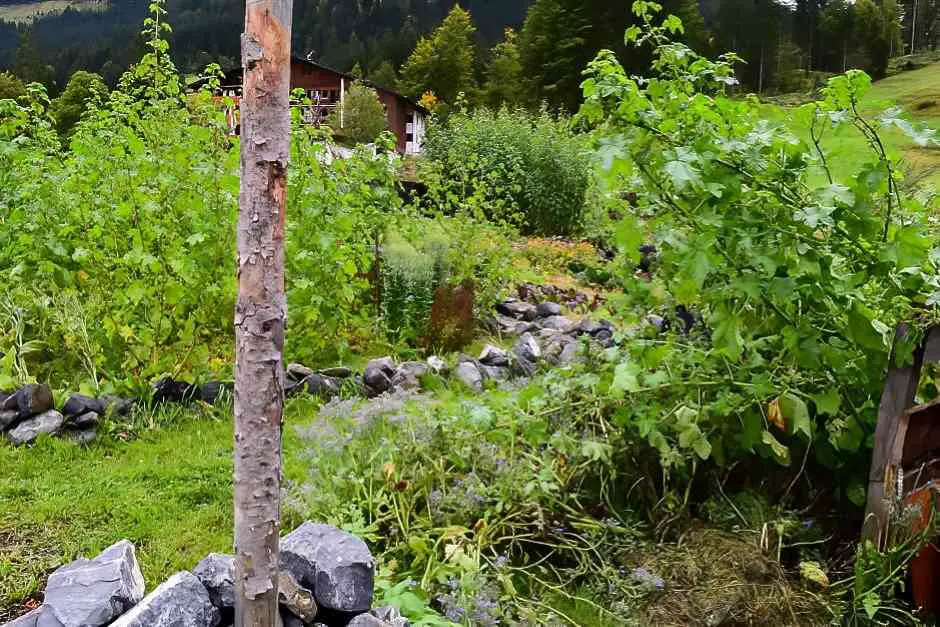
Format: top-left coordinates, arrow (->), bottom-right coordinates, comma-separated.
4,522 -> 406,627
0,385 -> 133,446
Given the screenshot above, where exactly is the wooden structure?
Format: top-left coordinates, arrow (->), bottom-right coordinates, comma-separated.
864,325 -> 940,546
209,57 -> 427,155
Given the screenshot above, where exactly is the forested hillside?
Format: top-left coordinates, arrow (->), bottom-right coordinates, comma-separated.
0,0 -> 532,90
0,0 -> 937,97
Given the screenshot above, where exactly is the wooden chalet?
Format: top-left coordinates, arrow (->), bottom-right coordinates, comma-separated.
207,57 -> 428,155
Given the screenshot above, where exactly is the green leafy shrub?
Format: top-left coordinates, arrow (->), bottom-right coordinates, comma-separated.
423,107 -> 592,236
327,81 -> 389,145
579,2 -> 940,503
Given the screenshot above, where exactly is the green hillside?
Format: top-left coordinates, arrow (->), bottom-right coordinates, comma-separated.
767,61 -> 940,191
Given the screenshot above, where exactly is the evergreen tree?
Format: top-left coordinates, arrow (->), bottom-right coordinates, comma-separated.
482,28 -> 525,108
398,5 -> 478,104
368,60 -> 398,89
329,81 -> 388,144
49,70 -> 107,136
0,70 -> 26,102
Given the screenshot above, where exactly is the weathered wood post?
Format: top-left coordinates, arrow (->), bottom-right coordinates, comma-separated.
234,1 -> 293,626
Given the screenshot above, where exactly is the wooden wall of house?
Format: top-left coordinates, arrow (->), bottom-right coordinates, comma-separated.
378,91 -> 409,153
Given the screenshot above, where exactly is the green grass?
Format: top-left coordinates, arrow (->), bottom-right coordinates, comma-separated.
0,399 -> 323,618
764,61 -> 940,192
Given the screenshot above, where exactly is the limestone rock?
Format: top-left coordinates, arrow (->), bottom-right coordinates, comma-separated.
426,356 -> 448,375
41,539 -> 145,627
478,345 -> 509,367
61,394 -> 104,418
513,333 -> 542,363
535,302 -> 562,318
278,571 -> 317,623
110,571 -> 219,627
12,384 -> 53,418
279,522 -> 374,613
538,315 -> 575,332
371,606 -> 411,627
390,362 -> 429,391
67,411 -> 100,430
496,299 -> 537,321
286,363 -> 316,382
363,357 -> 396,397
454,361 -> 483,392
0,410 -> 19,431
7,410 -> 64,445
191,553 -> 234,612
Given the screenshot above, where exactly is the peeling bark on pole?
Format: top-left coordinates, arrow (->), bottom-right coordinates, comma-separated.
234,1 -> 292,626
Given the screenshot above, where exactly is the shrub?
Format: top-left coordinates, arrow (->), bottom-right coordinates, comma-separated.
327,81 -> 388,145
423,107 -> 591,236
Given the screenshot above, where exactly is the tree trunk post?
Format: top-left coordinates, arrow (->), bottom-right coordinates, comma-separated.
234,1 -> 293,626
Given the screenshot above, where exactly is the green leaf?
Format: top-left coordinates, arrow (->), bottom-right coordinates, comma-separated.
611,359 -> 641,396
762,430 -> 791,466
664,160 -> 701,190
812,389 -> 840,416
780,392 -> 812,439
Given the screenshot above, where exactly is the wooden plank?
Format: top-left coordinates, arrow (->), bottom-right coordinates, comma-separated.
924,326 -> 940,365
862,323 -> 925,546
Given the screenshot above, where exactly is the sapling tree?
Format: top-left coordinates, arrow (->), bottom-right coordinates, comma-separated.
234,0 -> 293,625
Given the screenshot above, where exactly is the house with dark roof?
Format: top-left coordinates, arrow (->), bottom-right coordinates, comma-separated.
207,57 -> 428,155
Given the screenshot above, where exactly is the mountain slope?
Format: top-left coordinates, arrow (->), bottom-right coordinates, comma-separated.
0,0 -> 533,90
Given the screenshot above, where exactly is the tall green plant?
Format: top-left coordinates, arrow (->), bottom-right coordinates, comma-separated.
579,1 -> 939,499
423,106 -> 592,236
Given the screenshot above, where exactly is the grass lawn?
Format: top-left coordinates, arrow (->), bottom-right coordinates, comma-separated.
0,400 -> 320,619
764,61 -> 940,191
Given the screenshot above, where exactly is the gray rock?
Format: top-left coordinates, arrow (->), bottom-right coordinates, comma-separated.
559,341 -> 583,366
7,410 -> 64,445
110,571 -> 219,627
478,345 -> 509,367
543,335 -> 576,365
390,362 -> 429,391
538,315 -> 575,332
318,366 -> 354,379
61,394 -> 104,418
363,357 -> 396,397
278,571 -> 317,622
4,607 -> 45,627
192,553 -> 234,611
41,539 -> 145,627
646,314 -> 666,331
366,357 -> 396,375
479,364 -> 510,382
594,328 -> 614,347
13,384 -> 53,418
494,314 -> 536,336
287,363 -> 316,382
535,302 -> 562,318
0,410 -> 19,431
67,411 -> 100,430
496,299 -> 537,321
300,374 -> 343,399
511,357 -> 538,377
454,361 -> 483,392
513,333 -> 542,363
279,522 -> 374,613
347,614 -> 390,627
371,606 -> 410,627
426,356 -> 448,374
574,319 -> 604,336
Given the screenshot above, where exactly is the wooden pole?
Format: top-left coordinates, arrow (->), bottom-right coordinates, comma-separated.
234,1 -> 292,625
